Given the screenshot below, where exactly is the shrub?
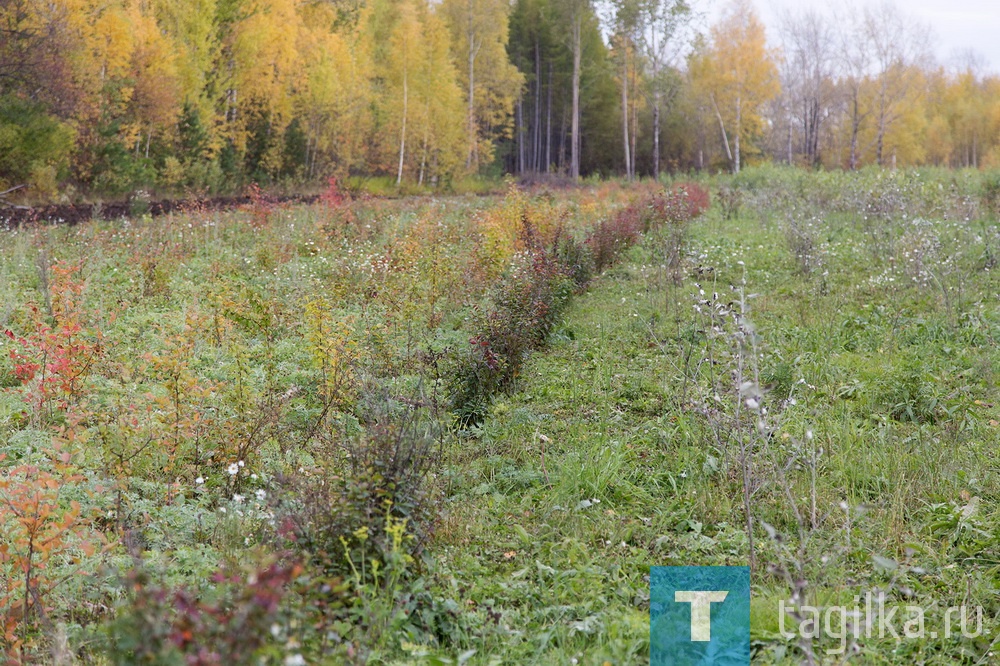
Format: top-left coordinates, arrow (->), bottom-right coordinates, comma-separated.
450,236 -> 573,427
0,97 -> 75,193
274,411 -> 440,583
554,229 -> 595,288
4,260 -> 100,425
783,214 -> 820,275
241,183 -> 275,228
452,189 -> 697,426
0,451 -> 101,662
653,182 -> 711,225
717,185 -> 743,220
318,176 -> 360,238
105,558 -> 300,665
980,171 -> 1000,218
586,204 -> 644,273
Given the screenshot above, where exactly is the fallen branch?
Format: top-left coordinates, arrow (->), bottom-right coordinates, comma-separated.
0,184 -> 30,210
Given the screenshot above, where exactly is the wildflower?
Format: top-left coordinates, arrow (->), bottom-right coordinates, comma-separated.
195,477 -> 205,485
256,489 -> 267,501
228,463 -> 239,476
238,460 -> 245,467
233,494 -> 244,504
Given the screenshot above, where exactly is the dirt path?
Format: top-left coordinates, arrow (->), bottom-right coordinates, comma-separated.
0,193 -> 321,229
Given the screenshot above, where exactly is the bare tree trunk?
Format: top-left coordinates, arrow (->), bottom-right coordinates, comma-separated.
710,94 -> 733,170
516,99 -> 525,174
808,98 -> 820,164
849,93 -> 860,170
876,119 -> 885,167
571,15 -> 581,180
419,124 -> 429,185
652,92 -> 660,178
875,85 -> 887,167
787,105 -> 793,165
534,41 -> 541,172
621,46 -> 631,179
466,2 -> 479,170
546,60 -> 552,172
733,91 -> 742,173
305,131 -> 313,179
630,59 -> 637,178
559,105 -> 567,171
397,68 -> 408,185
651,30 -> 659,179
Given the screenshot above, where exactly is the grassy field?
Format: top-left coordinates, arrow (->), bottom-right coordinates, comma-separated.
2,169 -> 1000,664
443,168 -> 1000,664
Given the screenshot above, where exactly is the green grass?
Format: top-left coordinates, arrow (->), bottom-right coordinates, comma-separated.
3,169 -> 1000,663
435,185 -> 1000,663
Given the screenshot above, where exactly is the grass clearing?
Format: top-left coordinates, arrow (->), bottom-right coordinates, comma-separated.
2,168 -> 1000,663
441,168 -> 1000,663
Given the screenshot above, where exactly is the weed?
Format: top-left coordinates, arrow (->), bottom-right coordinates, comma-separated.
276,409 -> 440,583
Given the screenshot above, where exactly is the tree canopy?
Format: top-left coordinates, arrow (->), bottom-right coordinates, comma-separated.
2,0 -> 1000,197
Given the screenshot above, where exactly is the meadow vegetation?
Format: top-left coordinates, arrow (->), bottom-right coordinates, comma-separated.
2,167 -> 1000,664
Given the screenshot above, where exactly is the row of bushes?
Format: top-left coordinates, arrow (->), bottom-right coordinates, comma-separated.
450,182 -> 709,426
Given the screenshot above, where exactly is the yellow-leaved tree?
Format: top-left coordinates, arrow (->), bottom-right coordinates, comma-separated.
296,4 -> 373,179
441,0 -> 524,170
225,0 -> 305,173
373,0 -> 465,185
688,0 -> 778,173
153,0 -> 220,148
125,0 -> 182,158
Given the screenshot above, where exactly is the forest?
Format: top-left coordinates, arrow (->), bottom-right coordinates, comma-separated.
2,0 -> 999,201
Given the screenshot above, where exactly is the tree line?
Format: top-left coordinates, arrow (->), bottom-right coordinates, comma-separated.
1,0 -> 998,199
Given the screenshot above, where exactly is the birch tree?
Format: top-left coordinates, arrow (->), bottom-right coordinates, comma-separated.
638,0 -> 690,177
688,0 -> 778,173
860,1 -> 931,167
442,0 -> 523,170
778,8 -> 836,166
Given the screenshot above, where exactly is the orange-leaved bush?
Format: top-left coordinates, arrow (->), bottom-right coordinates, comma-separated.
0,449 -> 103,663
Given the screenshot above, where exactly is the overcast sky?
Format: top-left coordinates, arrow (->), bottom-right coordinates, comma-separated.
699,0 -> 1000,74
